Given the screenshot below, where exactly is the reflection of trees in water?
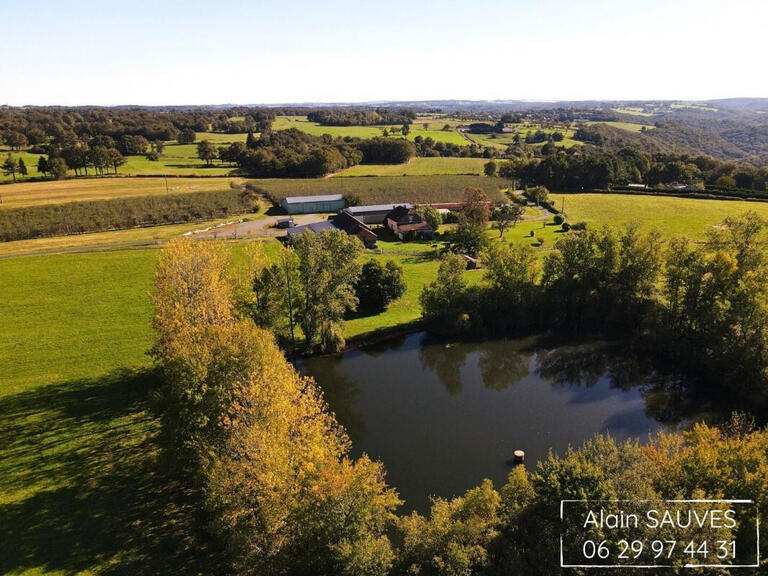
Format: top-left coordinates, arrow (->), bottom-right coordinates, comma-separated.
477,340 -> 532,391
303,357 -> 366,442
419,342 -> 468,395
533,341 -> 744,426
419,338 -> 533,394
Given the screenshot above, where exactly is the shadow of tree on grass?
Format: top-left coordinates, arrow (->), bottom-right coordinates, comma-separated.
0,368 -> 226,575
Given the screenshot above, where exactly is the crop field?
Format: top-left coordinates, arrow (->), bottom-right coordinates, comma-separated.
253,174 -> 508,204
0,177 -> 243,209
272,115 -> 467,146
332,157 -> 489,177
550,192 -> 768,239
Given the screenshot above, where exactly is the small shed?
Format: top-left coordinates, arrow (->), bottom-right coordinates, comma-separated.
280,194 -> 345,214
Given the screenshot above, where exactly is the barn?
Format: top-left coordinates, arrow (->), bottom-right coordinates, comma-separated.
280,194 -> 346,214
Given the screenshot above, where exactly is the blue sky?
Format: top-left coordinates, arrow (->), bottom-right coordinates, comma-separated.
2,0 -> 767,105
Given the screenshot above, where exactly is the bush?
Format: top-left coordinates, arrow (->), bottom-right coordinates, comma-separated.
553,214 -> 564,225
355,260 -> 406,312
561,221 -> 571,232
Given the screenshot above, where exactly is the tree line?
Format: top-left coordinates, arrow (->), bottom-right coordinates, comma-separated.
210,129 -> 417,177
501,148 -> 768,195
0,188 -> 259,241
421,212 -> 768,399
307,108 -> 416,126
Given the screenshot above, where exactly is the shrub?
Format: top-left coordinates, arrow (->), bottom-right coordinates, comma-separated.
561,221 -> 571,232
355,259 -> 406,312
553,214 -> 564,225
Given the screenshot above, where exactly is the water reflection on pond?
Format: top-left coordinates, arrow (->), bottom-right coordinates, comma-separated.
298,332 -> 701,511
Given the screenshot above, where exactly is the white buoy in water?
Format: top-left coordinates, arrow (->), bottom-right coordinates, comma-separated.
513,450 -> 525,464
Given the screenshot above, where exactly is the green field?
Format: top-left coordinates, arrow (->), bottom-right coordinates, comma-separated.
465,123 -> 580,149
584,121 -> 654,132
551,192 -> 768,239
272,115 -> 468,146
612,107 -> 655,117
332,157 -> 489,177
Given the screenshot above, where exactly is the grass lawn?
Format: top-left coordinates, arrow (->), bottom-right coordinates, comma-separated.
550,193 -> 768,239
332,157 -> 489,177
0,176 -> 243,209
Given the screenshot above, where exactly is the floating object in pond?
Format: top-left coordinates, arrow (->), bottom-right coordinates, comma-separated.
513,450 -> 525,464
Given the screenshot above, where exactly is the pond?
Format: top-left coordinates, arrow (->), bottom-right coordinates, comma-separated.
298,332 -> 689,511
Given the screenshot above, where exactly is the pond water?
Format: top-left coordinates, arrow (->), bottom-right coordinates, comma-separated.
299,332 -> 681,511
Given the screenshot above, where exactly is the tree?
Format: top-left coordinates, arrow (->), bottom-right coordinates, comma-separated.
18,158 -> 27,177
401,123 -> 410,136
355,259 -> 406,312
493,204 -> 524,238
197,140 -> 217,166
6,132 -> 28,150
293,229 -> 363,352
528,185 -> 549,206
119,134 -> 149,156
420,253 -> 473,335
420,205 -> 443,231
177,129 -> 196,144
50,157 -> 68,179
37,156 -> 49,176
245,130 -> 257,148
152,237 -> 400,575
2,155 -> 19,182
461,187 -> 491,226
484,161 -> 497,177
452,214 -> 488,256
106,148 -> 126,174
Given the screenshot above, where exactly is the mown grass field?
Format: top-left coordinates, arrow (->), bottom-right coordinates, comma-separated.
551,192 -> 768,239
272,115 -> 468,146
0,177 -> 244,209
332,157 -> 489,177
253,174 -> 507,204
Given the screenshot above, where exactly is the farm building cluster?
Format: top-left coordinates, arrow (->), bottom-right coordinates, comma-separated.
281,194 -> 438,248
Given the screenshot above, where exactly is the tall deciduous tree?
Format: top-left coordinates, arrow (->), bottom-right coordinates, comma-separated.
293,229 -> 362,352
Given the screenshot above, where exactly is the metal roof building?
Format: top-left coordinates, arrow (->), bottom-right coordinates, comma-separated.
280,194 -> 346,214
344,203 -> 412,224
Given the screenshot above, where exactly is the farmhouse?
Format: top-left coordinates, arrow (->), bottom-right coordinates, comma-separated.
280,194 -> 345,214
287,211 -> 378,248
385,206 -> 433,240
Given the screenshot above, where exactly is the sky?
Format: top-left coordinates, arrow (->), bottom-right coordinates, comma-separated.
2,0 -> 767,106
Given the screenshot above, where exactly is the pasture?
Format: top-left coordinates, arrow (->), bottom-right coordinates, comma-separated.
271,115 -> 467,146
332,157 -> 489,177
584,121 -> 654,132
466,123 -> 580,149
550,192 -> 768,239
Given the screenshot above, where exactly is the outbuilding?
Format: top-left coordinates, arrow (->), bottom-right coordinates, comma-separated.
280,194 -> 345,214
